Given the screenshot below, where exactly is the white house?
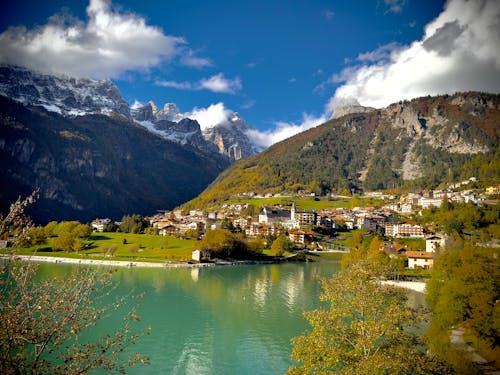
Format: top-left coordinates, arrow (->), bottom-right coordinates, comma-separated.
406,251 -> 434,269
426,235 -> 446,253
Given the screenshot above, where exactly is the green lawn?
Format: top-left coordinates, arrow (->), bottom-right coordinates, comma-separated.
10,232 -> 198,263
227,196 -> 384,211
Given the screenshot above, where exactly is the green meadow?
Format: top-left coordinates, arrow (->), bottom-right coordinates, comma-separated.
10,232 -> 198,263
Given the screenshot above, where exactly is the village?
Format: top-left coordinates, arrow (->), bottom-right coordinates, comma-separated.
92,178 -> 499,270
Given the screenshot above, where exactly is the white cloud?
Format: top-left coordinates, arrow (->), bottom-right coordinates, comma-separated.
245,113 -> 328,149
156,73 -> 242,94
328,0 -> 500,114
0,0 -> 207,78
356,42 -> 401,62
156,80 -> 193,90
180,50 -> 213,68
187,102 -> 233,131
199,73 -> 242,94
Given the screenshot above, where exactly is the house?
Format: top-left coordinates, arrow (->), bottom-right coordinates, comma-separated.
159,225 -> 179,236
406,251 -> 434,269
289,230 -> 313,245
426,235 -> 446,253
245,224 -> 281,238
91,218 -> 112,232
291,203 -> 317,226
419,198 -> 443,209
385,223 -> 424,238
380,241 -> 407,255
192,249 -> 201,262
233,217 -> 252,229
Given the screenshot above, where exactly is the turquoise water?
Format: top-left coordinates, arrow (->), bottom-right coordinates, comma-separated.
36,262 -> 342,374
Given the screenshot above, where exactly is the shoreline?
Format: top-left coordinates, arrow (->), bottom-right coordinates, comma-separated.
0,254 -> 280,268
0,254 -> 215,268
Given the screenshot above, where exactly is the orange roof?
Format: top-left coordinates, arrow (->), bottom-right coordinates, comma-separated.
405,251 -> 434,259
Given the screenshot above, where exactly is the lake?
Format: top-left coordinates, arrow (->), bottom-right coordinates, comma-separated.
35,262 -> 425,374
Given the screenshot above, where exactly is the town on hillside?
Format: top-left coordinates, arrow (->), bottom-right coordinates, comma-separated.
91,178 -> 499,269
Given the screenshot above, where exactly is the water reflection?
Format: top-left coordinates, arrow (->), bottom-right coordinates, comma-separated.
34,263 -> 344,374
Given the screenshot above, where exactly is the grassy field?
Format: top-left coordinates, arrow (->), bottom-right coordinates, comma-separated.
227,196 -> 385,211
11,233 -> 198,263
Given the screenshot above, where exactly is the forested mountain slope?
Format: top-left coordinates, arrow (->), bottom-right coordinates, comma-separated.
186,92 -> 499,208
0,96 -> 229,223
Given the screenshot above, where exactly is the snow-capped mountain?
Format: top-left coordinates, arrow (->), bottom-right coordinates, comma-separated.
0,65 -> 258,161
131,101 -> 257,161
0,65 -> 131,118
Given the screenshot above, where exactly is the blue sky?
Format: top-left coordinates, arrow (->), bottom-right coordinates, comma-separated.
1,0 -> 499,147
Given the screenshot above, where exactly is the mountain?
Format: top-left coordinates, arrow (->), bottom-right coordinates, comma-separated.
0,65 -> 131,118
0,95 -> 230,223
131,101 -> 257,161
331,97 -> 375,119
185,92 -> 499,208
0,65 -> 258,162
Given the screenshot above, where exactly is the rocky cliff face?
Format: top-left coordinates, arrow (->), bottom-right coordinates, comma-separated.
0,65 -> 258,162
0,65 -> 131,118
378,93 -> 498,181
131,101 -> 257,161
188,92 -> 499,205
0,96 -> 230,223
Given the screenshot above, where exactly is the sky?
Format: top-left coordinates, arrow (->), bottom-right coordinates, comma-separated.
1,0 -> 499,148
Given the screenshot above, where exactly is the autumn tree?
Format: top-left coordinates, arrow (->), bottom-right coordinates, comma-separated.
0,193 -> 149,374
426,243 -> 500,372
288,262 -> 448,374
271,234 -> 294,256
199,229 -> 251,259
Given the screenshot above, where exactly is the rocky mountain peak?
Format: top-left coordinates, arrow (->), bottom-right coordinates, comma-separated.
131,100 -> 258,161
331,97 -> 375,119
0,65 -> 131,118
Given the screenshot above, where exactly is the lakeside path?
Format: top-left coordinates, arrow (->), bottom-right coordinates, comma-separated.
381,280 -> 426,293
0,254 -> 215,268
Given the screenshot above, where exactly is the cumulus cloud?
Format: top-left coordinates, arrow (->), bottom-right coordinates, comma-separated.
0,0 -> 206,78
245,113 -> 328,149
327,0 -> 500,114
187,102 -> 326,149
198,73 -> 242,94
156,73 -> 242,94
187,102 -> 233,131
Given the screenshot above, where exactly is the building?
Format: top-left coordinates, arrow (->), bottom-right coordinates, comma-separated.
426,235 -> 446,253
291,203 -> 317,226
385,223 -> 424,238
419,198 -> 443,209
406,251 -> 434,269
258,207 -> 290,225
91,218 -> 112,232
289,230 -> 313,245
380,241 -> 407,255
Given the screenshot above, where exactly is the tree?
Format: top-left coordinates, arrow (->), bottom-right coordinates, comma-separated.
0,193 -> 149,374
119,215 -> 148,234
271,235 -> 294,256
288,263 -> 448,374
198,229 -> 251,259
426,244 -> 500,372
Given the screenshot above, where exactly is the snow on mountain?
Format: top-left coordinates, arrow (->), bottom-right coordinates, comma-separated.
0,65 -> 131,118
131,101 -> 258,161
0,65 -> 258,161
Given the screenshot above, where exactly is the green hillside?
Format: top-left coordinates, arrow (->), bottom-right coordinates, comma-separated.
185,92 -> 499,209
